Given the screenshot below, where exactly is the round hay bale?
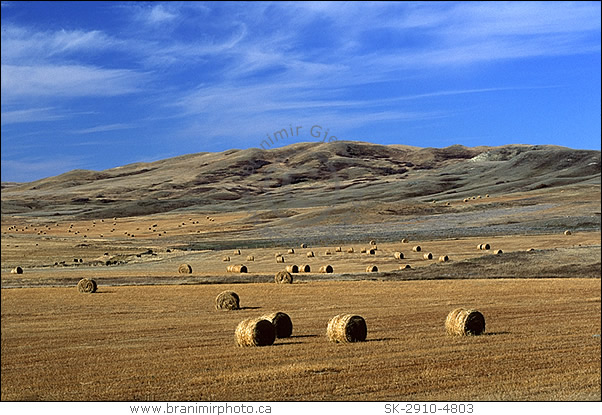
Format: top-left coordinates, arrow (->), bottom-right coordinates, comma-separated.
215,291 -> 240,310
287,248 -> 295,254
477,244 -> 483,250
439,255 -> 449,262
347,247 -> 355,253
235,318 -> 276,347
527,248 -> 536,252
368,249 -> 376,255
494,249 -> 503,255
299,264 -> 311,273
327,314 -> 367,343
401,238 -> 409,243
275,270 -> 293,284
276,255 -> 285,263
412,245 -> 421,252
319,265 -> 334,273
300,243 -> 307,248
423,252 -> 433,260
485,194 -> 490,198
335,246 -> 342,252
261,312 -> 293,338
246,255 -> 255,261
399,264 -> 412,270
366,265 -> 378,272
285,265 -> 299,273
234,249 -> 241,255
306,251 -> 315,258
445,308 -> 485,336
178,263 -> 192,274
564,230 -> 572,235
482,243 -> 490,250
369,240 -> 377,245
11,266 -> 23,274
77,278 -> 97,293
394,252 -> 404,260
227,264 -> 248,273
222,256 -> 231,262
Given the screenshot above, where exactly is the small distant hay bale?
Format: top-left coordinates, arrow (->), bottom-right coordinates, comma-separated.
275,270 -> 293,284
306,251 -> 315,258
77,278 -> 97,293
234,249 -> 241,255
274,252 -> 283,258
327,314 -> 367,343
227,264 -> 248,273
399,264 -> 412,270
445,308 -> 486,336
401,238 -> 409,243
235,318 -> 276,347
276,255 -> 285,263
178,263 -> 192,274
477,244 -> 483,250
394,252 -> 404,260
335,246 -> 342,252
481,243 -> 490,250
222,256 -> 231,262
423,252 -> 433,260
324,250 -> 332,255
288,248 -> 295,254
564,230 -> 572,235
347,247 -> 355,253
360,247 -> 367,253
261,312 -> 293,338
285,265 -> 299,273
485,194 -> 490,198
439,255 -> 449,262
246,255 -> 255,261
319,265 -> 334,273
494,249 -> 503,255
299,264 -> 311,272
10,266 -> 23,274
366,265 -> 378,272
369,240 -> 377,245
300,243 -> 307,248
412,245 -> 421,252
367,249 -> 376,255
463,198 -> 469,202
215,291 -> 240,310
527,248 -> 536,252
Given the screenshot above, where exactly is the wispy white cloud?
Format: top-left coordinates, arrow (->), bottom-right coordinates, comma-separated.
71,123 -> 137,135
1,107 -> 64,125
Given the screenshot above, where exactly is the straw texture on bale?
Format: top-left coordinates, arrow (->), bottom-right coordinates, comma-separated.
178,263 -> 192,274
285,265 -> 299,273
275,270 -> 293,284
215,291 -> 240,310
77,278 -> 97,293
564,230 -> 572,235
227,264 -> 248,273
412,245 -> 422,252
11,266 -> 23,274
261,312 -> 293,338
276,255 -> 285,263
246,255 -> 255,261
319,265 -> 334,273
299,264 -> 311,272
366,265 -> 378,272
423,252 -> 433,260
235,318 -> 276,347
327,314 -> 367,343
222,256 -> 231,262
394,252 -> 404,260
439,255 -> 449,262
307,251 -> 315,258
445,308 -> 486,336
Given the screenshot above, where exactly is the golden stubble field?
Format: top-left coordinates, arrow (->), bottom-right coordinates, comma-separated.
1,278 -> 600,401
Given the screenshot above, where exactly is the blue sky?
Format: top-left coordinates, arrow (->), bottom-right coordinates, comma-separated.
1,1 -> 600,182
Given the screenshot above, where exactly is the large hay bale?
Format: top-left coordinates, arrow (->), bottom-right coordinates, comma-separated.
235,318 -> 276,347
445,308 -> 485,336
394,252 -> 404,260
412,245 -> 421,252
423,252 -> 433,260
178,263 -> 192,274
77,278 -> 97,293
347,247 -> 355,253
299,264 -> 311,273
246,255 -> 255,261
10,266 -> 23,274
306,251 -> 315,258
285,265 -> 299,273
564,230 -> 572,235
366,265 -> 378,272
276,255 -> 285,263
215,291 -> 240,310
275,270 -> 293,284
287,248 -> 295,254
261,312 -> 293,338
227,264 -> 248,273
327,314 -> 367,343
439,255 -> 449,262
319,265 -> 334,273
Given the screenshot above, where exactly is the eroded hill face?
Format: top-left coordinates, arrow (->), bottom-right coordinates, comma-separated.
1,142 -> 600,224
